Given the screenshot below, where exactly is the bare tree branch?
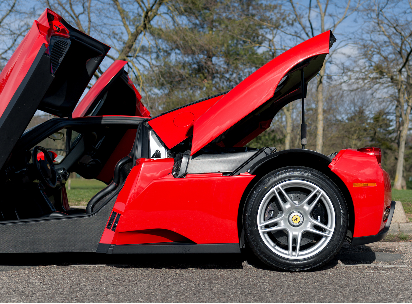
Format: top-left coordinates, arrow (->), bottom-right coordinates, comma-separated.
134,0 -> 147,11
117,0 -> 167,61
55,0 -> 77,23
316,0 -> 326,32
308,0 -> 315,36
399,47 -> 412,73
112,0 -> 131,36
288,0 -> 311,38
87,0 -> 92,34
332,0 -> 351,31
0,0 -> 16,25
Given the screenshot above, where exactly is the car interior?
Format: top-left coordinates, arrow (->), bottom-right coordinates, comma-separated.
0,116 -> 145,222
0,112 -> 274,224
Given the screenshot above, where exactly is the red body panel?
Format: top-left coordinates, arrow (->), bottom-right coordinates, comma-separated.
96,128 -> 137,184
234,119 -> 272,147
99,158 -> 175,244
0,9 -> 57,118
329,149 -> 392,237
148,95 -> 225,149
127,77 -> 151,118
190,31 -> 332,155
99,158 -> 255,245
73,60 -> 150,118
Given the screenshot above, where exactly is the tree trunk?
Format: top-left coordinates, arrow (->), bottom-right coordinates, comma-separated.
395,101 -> 401,147
394,100 -> 411,190
284,103 -> 293,149
316,64 -> 325,153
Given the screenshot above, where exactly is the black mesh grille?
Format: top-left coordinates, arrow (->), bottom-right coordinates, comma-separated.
49,37 -> 71,74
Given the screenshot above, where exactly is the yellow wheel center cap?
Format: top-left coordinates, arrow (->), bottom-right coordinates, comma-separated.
292,215 -> 301,224
289,212 -> 304,227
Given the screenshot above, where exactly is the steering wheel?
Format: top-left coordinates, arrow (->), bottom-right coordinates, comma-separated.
32,146 -> 57,188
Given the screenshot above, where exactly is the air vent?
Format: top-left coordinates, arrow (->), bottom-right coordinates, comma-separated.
106,211 -> 121,231
49,36 -> 71,75
106,211 -> 117,230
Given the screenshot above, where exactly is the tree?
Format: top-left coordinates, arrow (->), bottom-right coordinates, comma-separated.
355,0 -> 412,189
285,0 -> 361,153
143,0 -> 283,114
239,3 -> 292,149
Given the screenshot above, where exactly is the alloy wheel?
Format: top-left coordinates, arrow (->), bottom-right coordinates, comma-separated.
257,180 -> 336,260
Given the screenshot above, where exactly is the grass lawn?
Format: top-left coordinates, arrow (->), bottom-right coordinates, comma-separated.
66,178 -> 106,206
391,189 -> 412,222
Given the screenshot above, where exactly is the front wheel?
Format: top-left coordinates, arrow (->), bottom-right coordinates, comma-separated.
243,167 -> 347,271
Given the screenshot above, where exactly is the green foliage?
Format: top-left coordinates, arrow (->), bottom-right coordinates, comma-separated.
247,127 -> 285,149
367,110 -> 398,177
326,106 -> 395,151
337,107 -> 371,149
145,0 -> 283,114
368,110 -> 394,150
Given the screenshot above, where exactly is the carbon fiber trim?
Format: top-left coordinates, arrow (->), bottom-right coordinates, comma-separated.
0,195 -> 116,253
109,243 -> 241,254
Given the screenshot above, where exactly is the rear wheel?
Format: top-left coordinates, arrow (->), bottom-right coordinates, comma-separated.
243,167 -> 347,271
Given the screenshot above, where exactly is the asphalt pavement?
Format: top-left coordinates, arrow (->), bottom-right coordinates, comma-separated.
0,241 -> 411,302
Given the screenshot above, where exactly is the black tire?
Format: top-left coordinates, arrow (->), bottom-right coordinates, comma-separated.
243,166 -> 347,271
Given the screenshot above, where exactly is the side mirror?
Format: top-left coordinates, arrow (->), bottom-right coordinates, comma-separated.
48,131 -> 64,141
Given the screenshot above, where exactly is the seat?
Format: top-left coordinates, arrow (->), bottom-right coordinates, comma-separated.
86,156 -> 133,214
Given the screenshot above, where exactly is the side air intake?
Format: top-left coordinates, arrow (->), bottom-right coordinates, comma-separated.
106,211 -> 121,231
49,36 -> 71,75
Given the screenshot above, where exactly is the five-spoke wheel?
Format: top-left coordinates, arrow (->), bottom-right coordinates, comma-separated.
244,167 -> 347,271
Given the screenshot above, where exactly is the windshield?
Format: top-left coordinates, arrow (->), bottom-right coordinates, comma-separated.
31,128 -> 81,164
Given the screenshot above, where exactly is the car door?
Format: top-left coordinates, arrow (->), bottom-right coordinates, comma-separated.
72,60 -> 150,183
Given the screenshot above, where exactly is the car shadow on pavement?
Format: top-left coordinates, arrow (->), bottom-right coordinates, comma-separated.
334,244 -> 377,266
241,245 -> 379,272
243,244 -> 391,272
0,252 -> 245,271
0,244 -> 402,272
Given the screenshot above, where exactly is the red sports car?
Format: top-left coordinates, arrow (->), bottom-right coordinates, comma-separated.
0,9 -> 394,271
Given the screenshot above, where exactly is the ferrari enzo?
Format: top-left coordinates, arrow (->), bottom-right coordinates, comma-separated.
0,9 -> 394,271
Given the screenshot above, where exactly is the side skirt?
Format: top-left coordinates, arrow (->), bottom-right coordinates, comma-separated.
0,195 -> 117,253
97,243 -> 241,254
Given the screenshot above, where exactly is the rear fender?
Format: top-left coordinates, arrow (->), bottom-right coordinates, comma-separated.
237,149 -> 355,245
328,149 -> 391,238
